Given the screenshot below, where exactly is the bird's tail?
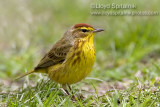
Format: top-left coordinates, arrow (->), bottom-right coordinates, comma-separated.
15,70 -> 35,80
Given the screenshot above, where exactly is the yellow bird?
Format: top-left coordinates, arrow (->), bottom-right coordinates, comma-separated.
16,23 -> 104,95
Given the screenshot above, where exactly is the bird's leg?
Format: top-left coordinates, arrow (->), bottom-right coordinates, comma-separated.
68,85 -> 74,95
67,84 -> 77,100
68,84 -> 85,100
68,85 -> 72,91
62,84 -> 70,95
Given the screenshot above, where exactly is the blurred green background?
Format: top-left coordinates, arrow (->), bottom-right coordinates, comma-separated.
0,0 -> 160,85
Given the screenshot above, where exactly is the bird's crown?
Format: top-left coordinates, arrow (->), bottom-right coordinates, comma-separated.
74,23 -> 94,29
73,23 -> 94,32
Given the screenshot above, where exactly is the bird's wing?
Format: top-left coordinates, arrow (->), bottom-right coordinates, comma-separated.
34,38 -> 73,70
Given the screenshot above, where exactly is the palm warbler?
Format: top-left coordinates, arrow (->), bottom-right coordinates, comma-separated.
16,23 -> 104,94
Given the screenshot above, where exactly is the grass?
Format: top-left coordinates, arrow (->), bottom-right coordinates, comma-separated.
2,78 -> 160,106
0,0 -> 160,106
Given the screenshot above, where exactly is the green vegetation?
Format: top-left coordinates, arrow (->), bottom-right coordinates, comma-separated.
0,0 -> 160,106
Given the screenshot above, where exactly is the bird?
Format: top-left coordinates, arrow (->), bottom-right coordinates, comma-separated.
16,23 -> 104,95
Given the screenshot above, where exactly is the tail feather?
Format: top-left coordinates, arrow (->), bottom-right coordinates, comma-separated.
15,70 -> 35,80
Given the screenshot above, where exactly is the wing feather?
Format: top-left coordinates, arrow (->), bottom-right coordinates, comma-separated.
35,38 -> 73,70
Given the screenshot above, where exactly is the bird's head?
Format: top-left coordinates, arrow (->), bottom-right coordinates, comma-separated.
72,23 -> 104,38
64,23 -> 104,40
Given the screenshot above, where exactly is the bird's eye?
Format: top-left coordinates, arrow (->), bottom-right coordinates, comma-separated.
81,29 -> 88,33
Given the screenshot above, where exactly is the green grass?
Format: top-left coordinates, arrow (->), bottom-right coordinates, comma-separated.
2,78 -> 160,106
0,0 -> 160,106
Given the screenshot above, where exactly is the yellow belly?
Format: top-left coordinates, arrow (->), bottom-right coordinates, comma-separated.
48,37 -> 96,85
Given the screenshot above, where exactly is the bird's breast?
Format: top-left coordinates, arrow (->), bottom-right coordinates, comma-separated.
62,36 -> 96,84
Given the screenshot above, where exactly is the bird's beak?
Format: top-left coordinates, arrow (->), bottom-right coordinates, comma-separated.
93,28 -> 104,33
